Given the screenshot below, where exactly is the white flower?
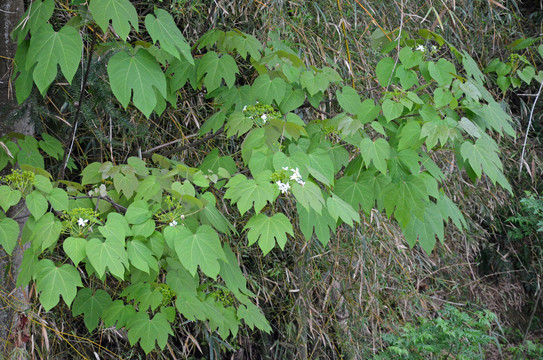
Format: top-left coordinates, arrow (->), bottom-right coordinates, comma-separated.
298,180 -> 305,187
290,167 -> 302,182
180,215 -> 185,220
77,218 -> 88,227
243,105 -> 247,112
98,184 -> 107,197
416,44 -> 426,52
431,45 -> 437,52
261,114 -> 268,123
276,181 -> 291,194
169,220 -> 178,227
282,166 -> 289,171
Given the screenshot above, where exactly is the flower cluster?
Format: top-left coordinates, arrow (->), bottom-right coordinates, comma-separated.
88,184 -> 107,197
2,169 -> 35,195
414,44 -> 438,53
274,167 -> 305,195
62,207 -> 100,237
242,103 -> 280,127
156,196 -> 186,228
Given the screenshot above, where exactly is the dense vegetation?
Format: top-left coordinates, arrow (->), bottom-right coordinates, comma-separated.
1,0 -> 543,359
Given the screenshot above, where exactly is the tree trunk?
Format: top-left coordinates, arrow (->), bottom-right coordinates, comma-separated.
1,0 -> 34,354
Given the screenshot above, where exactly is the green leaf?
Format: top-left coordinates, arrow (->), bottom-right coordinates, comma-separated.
252,74 -> 286,105
113,171 -> 139,199
334,176 -> 373,214
26,190 -> 48,220
437,192 -> 466,230
12,0 -> 54,41
122,283 -> 163,311
279,87 -> 305,114
89,0 -> 138,40
30,213 -> 62,251
460,136 -> 509,192
226,111 -> 253,138
224,31 -> 262,60
0,218 -> 20,255
395,65 -> 419,89
291,181 -> 325,214
127,312 -> 173,354
433,87 -> 453,108
462,52 -> 485,85
197,51 -> 238,93
382,99 -> 404,122
398,47 -> 423,69
244,213 -> 294,255
81,162 -> 102,185
145,9 -> 193,64
359,138 -> 390,174
47,188 -> 68,211
224,173 -> 277,215
108,49 -> 167,118
0,186 -> 21,212
297,202 -> 335,246
384,175 -> 428,227
63,237 -> 87,266
376,57 -> 395,87
300,70 -> 330,96
402,203 -> 444,255
38,133 -> 64,160
127,240 -> 157,274
428,59 -> 456,87
167,57 -> 197,91
306,148 -> 335,187
125,200 -> 152,225
135,175 -> 161,202
165,225 -> 226,278
219,244 -> 255,299
472,101 -> 515,137
36,259 -> 82,311
398,122 -> 422,151
72,288 -> 112,332
326,193 -> 360,226
86,238 -> 129,279
102,300 -> 136,328
34,175 -> 53,194
26,24 -> 83,94
238,302 -> 271,333
200,192 -> 236,234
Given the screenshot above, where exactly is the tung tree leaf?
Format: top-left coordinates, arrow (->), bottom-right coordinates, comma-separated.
402,203 -> 444,255
238,302 -> 271,333
244,213 -> 294,255
86,238 -> 129,279
145,9 -> 193,64
36,259 -> 82,311
63,237 -> 88,266
0,186 -> 21,212
26,24 -> 83,94
252,74 -> 286,105
108,49 -> 167,118
89,0 -> 138,40
224,173 -> 277,215
0,218 -> 20,255
197,51 -> 238,93
384,175 -> 428,227
127,312 -> 173,355
359,137 -> 390,174
297,202 -> 336,246
72,288 -> 112,332
166,225 -> 226,278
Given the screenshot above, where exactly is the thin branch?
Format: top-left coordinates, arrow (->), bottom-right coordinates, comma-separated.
518,80 -> 543,177
142,125 -> 225,158
59,31 -> 97,180
69,195 -> 127,213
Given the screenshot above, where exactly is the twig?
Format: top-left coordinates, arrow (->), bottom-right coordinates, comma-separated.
59,31 -> 97,180
142,125 -> 225,158
518,80 -> 543,178
69,195 -> 127,213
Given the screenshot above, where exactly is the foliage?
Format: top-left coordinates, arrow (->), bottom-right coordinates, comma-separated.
374,305 -> 499,359
2,0 -> 542,356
